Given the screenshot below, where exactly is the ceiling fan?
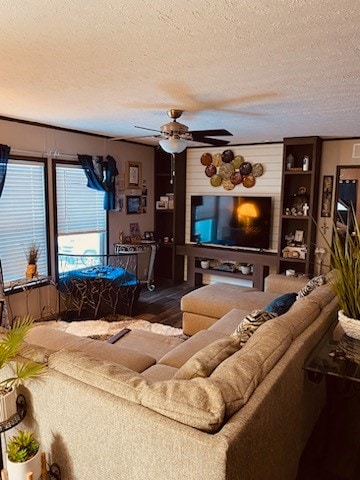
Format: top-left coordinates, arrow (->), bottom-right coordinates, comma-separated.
111,109 -> 233,154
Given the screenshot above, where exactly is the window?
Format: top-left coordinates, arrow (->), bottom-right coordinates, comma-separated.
0,158 -> 48,283
56,163 -> 107,272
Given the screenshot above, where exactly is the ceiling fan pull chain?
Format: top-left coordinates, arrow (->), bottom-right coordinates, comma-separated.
170,153 -> 175,184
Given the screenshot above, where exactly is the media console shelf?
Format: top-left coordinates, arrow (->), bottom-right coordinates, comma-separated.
176,245 -> 278,290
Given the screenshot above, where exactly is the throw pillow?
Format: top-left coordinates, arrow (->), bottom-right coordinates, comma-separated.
264,292 -> 297,316
232,309 -> 278,347
296,274 -> 326,300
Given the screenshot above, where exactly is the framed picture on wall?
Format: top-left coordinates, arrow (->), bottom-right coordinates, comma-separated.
321,175 -> 334,217
126,161 -> 142,189
126,195 -> 142,214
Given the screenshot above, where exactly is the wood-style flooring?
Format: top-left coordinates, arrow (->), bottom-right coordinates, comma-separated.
134,280 -> 360,480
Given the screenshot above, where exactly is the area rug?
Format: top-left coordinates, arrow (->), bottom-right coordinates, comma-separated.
34,316 -> 183,340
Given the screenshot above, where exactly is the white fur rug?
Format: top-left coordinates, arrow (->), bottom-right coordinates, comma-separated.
35,317 -> 183,338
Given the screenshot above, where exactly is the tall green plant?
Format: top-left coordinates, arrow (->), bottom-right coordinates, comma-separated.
0,315 -> 46,392
321,210 -> 360,320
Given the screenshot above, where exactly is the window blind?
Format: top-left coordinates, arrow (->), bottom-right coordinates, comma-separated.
56,164 -> 106,235
0,159 -> 48,282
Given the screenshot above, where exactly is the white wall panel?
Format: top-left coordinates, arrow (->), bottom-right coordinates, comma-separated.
185,143 -> 283,252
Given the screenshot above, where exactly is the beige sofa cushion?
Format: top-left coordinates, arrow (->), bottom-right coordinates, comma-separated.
159,329 -> 226,368
276,297 -> 321,339
141,364 -> 178,383
110,329 -> 184,361
181,283 -> 261,319
27,326 -> 156,372
49,349 -> 148,404
140,377 -> 225,432
264,273 -> 309,293
210,320 -> 292,417
174,335 -> 242,380
208,308 -> 252,335
305,282 -> 335,309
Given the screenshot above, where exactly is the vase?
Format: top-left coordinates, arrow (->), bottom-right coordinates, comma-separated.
200,260 -> 210,269
0,388 -> 17,423
240,266 -> 251,275
25,264 -> 37,279
338,310 -> 360,340
7,448 -> 41,480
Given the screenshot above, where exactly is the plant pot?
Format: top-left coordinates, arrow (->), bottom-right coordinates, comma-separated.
7,448 -> 41,480
25,264 -> 37,279
0,388 -> 17,423
200,261 -> 210,269
338,310 -> 360,340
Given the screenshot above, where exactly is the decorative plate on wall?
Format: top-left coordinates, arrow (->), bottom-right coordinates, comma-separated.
200,149 -> 264,190
243,174 -> 256,188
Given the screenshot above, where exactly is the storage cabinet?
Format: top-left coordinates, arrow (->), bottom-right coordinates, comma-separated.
154,149 -> 186,283
278,137 -> 322,276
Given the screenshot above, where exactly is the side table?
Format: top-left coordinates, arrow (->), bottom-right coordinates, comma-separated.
303,321 -> 360,480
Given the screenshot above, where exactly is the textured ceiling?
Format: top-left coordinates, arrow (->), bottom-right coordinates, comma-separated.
1,0 -> 360,146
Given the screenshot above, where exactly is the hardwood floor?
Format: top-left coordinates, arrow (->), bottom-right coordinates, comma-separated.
134,280 -> 360,480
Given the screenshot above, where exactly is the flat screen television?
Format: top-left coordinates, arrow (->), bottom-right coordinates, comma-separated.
190,195 -> 272,250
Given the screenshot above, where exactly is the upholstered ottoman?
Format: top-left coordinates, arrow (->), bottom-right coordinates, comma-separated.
181,282 -> 280,335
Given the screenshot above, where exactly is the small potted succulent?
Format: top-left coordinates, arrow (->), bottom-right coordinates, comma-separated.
6,430 -> 41,480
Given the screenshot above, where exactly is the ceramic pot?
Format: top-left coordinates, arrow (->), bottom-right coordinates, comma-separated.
240,265 -> 251,275
338,310 -> 360,340
0,388 -> 17,423
7,447 -> 41,480
200,261 -> 210,269
25,264 -> 37,279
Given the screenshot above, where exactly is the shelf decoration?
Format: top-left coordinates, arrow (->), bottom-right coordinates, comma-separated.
200,150 -> 263,189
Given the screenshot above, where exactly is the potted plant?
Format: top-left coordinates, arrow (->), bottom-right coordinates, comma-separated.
0,315 -> 46,423
6,430 -> 41,480
322,209 -> 360,339
25,244 -> 39,279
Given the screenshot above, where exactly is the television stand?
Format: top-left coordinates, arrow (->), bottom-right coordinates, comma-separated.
176,244 -> 278,290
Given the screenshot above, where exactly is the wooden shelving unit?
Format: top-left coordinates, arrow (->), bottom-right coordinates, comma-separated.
154,149 -> 186,283
278,136 -> 322,276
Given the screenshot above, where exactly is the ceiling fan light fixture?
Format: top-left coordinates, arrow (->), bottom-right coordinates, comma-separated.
159,137 -> 188,154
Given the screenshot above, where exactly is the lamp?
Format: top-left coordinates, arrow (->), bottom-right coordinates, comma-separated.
158,136 -> 188,154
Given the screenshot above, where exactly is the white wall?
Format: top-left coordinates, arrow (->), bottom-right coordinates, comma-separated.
316,139 -> 360,267
0,118 -> 154,319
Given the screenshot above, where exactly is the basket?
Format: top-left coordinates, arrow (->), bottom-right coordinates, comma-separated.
338,310 -> 360,341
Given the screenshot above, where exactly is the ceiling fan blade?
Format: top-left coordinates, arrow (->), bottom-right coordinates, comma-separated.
134,125 -> 162,133
190,129 -> 233,137
109,134 -> 161,141
190,136 -> 231,147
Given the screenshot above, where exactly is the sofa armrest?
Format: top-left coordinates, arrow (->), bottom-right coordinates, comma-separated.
264,274 -> 308,294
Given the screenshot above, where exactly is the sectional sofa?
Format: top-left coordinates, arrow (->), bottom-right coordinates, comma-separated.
4,271 -> 338,480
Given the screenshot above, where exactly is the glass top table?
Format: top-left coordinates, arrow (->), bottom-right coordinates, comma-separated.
304,321 -> 360,383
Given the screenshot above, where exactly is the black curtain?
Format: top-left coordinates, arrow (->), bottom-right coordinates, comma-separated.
0,144 -> 10,198
78,154 -> 119,210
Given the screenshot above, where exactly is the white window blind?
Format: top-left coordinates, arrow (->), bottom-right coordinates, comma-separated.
0,159 -> 48,283
56,164 -> 106,235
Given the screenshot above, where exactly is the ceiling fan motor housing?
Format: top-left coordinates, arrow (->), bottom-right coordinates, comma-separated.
161,121 -> 189,137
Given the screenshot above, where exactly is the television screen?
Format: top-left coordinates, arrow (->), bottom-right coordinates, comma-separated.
190,195 -> 272,250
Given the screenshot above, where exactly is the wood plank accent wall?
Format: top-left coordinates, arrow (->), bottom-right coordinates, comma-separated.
185,143 -> 283,252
